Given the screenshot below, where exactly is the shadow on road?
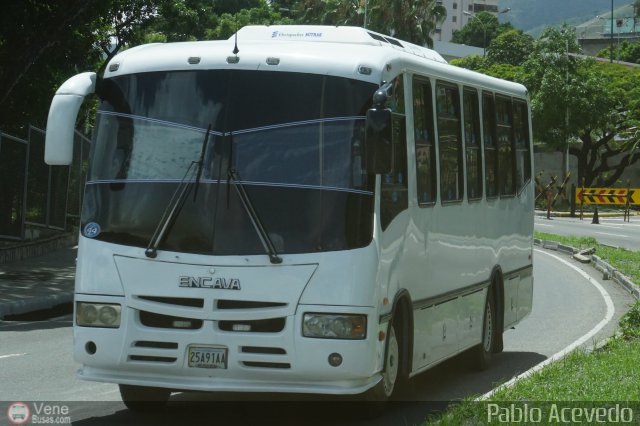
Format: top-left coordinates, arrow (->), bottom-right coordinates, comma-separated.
71,350 -> 547,425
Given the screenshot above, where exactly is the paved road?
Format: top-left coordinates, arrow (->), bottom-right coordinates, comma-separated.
535,215 -> 640,251
0,248 -> 634,425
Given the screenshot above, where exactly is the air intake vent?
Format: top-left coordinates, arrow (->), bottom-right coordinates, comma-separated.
368,32 -> 387,42
134,341 -> 178,350
188,56 -> 201,64
139,311 -> 203,330
129,355 -> 177,363
384,37 -> 404,47
241,346 -> 286,355
219,318 -> 285,333
138,296 -> 204,308
242,361 -> 290,369
216,300 -> 287,310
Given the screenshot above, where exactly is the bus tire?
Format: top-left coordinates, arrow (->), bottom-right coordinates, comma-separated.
366,320 -> 401,404
472,288 -> 496,371
119,384 -> 170,412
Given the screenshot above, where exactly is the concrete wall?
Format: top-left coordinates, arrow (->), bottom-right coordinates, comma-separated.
534,150 -> 640,190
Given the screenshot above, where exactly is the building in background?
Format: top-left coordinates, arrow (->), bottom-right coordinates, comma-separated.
575,3 -> 640,56
435,0 -> 500,42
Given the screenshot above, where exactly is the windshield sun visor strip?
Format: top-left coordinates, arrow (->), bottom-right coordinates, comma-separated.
97,111 -> 224,136
97,111 -> 365,137
85,180 -> 373,195
230,116 -> 366,135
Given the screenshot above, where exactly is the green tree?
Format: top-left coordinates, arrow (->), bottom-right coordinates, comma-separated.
597,41 -> 640,64
0,1 -> 109,133
294,0 -> 446,47
208,2 -> 291,40
524,27 -> 640,186
453,25 -> 640,187
295,0 -> 364,26
367,0 -> 446,47
451,11 -> 513,50
449,55 -> 488,72
486,29 -> 534,66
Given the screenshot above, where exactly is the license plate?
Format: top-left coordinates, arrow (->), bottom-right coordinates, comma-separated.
188,346 -> 228,369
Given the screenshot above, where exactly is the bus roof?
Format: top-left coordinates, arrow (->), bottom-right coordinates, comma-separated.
104,25 -> 527,99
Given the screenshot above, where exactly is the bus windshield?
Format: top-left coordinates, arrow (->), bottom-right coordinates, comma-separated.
83,70 -> 376,255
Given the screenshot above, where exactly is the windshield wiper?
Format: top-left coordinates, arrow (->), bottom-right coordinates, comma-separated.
226,135 -> 282,264
145,126 -> 212,258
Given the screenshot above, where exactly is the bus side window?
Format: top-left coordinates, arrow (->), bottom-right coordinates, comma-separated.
482,92 -> 498,198
463,88 -> 482,201
412,77 -> 437,205
496,96 -> 515,196
381,76 -> 408,230
436,82 -> 463,203
513,100 -> 531,192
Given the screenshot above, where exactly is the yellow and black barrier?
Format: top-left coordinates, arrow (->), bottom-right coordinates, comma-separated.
575,184 -> 639,222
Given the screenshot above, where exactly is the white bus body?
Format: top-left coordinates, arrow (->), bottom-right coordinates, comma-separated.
46,25 -> 533,405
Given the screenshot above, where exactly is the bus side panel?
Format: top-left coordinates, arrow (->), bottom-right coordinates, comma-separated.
458,289 -> 486,350
503,275 -> 519,328
412,300 -> 459,369
517,268 -> 533,322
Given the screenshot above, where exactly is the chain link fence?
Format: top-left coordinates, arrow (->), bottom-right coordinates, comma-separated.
0,127 -> 90,240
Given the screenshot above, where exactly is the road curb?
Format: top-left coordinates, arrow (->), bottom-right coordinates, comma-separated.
0,292 -> 74,319
534,238 -> 639,300
534,211 -> 640,219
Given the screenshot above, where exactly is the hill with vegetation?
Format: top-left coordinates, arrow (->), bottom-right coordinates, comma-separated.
498,0 -> 631,32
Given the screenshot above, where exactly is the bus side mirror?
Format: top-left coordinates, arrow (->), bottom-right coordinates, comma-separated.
365,107 -> 392,175
45,72 -> 96,165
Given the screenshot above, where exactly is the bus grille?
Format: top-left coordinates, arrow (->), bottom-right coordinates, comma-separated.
128,355 -> 177,363
218,318 -> 285,333
139,311 -> 203,330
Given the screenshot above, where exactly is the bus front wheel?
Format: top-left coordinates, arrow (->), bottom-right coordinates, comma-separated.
367,321 -> 401,402
119,384 -> 170,412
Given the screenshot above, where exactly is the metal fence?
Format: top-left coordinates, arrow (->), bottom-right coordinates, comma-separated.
0,126 -> 90,240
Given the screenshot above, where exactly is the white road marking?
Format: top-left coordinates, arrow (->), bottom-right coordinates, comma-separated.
0,353 -> 27,360
479,248 -> 615,399
595,231 -> 628,238
535,223 -> 553,227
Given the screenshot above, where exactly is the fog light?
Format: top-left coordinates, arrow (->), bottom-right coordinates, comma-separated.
328,352 -> 343,367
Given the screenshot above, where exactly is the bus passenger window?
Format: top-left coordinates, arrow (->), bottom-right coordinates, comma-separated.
381,76 -> 408,230
436,82 -> 463,203
463,88 -> 482,201
482,93 -> 498,198
412,77 -> 437,205
496,96 -> 515,196
513,100 -> 531,191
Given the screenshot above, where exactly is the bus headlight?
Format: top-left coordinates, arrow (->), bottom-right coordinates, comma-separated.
302,313 -> 366,339
76,302 -> 121,328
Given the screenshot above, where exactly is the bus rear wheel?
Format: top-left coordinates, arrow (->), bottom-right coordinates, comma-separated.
119,384 -> 170,412
472,290 -> 496,371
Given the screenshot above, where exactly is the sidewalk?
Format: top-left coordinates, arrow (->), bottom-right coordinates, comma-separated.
0,246 -> 76,319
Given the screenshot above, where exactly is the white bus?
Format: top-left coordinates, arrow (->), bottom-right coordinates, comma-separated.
45,25 -> 533,408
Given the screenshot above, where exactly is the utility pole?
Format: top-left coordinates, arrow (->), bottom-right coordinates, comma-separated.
610,0 -> 614,63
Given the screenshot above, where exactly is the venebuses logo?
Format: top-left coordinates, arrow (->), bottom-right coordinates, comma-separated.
7,402 -> 30,424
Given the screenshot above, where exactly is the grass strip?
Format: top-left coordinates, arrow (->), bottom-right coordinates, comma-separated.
535,231 -> 640,284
